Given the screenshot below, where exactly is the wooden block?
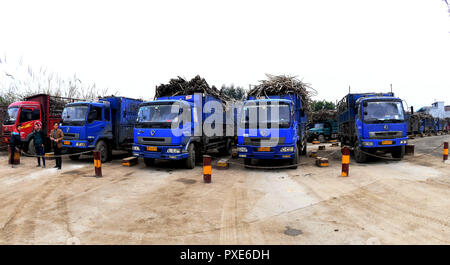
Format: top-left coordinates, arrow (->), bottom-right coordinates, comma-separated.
318,145 -> 326,150
331,142 -> 339,147
315,157 -> 329,167
217,159 -> 229,169
122,156 -> 138,167
231,149 -> 238,159
8,147 -> 20,165
310,150 -> 318,157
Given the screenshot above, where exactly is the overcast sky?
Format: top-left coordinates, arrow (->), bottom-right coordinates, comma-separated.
1,0 -> 449,109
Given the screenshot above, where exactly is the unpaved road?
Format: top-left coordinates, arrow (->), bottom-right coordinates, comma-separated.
0,135 -> 449,245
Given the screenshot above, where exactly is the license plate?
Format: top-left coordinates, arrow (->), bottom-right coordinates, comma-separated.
146,146 -> 158,151
381,141 -> 393,145
64,141 -> 71,145
257,147 -> 271,152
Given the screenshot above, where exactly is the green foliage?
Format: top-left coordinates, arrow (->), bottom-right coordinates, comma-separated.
220,84 -> 246,100
311,100 -> 336,111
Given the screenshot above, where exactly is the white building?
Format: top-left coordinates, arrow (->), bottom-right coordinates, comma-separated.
417,101 -> 450,119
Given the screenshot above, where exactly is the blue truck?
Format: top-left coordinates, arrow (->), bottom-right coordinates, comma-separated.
337,92 -> 408,162
236,94 -> 308,169
132,94 -> 234,169
60,96 -> 143,162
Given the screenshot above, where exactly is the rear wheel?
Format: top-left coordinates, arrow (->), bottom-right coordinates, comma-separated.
185,143 -> 195,169
218,139 -> 232,156
144,158 -> 155,167
301,142 -> 307,156
95,140 -> 109,163
354,141 -> 368,163
391,146 -> 405,159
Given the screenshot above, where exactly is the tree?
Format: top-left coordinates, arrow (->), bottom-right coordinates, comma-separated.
220,84 -> 246,101
311,100 -> 336,111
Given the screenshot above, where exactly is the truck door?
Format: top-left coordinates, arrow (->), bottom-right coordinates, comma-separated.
86,106 -> 104,147
18,107 -> 41,140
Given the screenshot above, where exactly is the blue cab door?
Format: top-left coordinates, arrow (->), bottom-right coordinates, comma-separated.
86,105 -> 105,147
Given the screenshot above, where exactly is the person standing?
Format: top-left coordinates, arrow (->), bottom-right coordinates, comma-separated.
31,123 -> 46,168
50,122 -> 64,170
9,126 -> 22,168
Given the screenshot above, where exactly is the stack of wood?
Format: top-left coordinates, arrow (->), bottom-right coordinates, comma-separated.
154,75 -> 231,102
310,109 -> 337,123
247,74 -> 316,112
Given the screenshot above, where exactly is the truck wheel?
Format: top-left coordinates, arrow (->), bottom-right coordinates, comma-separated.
144,158 -> 155,167
354,141 -> 367,163
95,140 -> 109,163
318,134 -> 325,143
301,143 -> 307,156
28,140 -> 36,155
244,158 -> 252,168
290,147 -> 299,169
219,139 -> 232,156
185,143 -> 195,169
69,154 -> 80,161
391,146 -> 405,159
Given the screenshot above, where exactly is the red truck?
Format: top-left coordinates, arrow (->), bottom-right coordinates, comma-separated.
1,94 -> 79,154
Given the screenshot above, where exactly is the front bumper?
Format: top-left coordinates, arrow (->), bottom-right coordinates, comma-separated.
132,144 -> 188,160
62,140 -> 90,149
236,144 -> 295,159
360,137 -> 408,148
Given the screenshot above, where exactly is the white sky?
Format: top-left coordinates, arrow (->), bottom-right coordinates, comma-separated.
1,0 -> 449,109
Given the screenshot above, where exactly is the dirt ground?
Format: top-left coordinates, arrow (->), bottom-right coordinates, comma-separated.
0,135 -> 449,245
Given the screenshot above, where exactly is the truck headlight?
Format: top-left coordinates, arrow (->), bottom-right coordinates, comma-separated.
280,146 -> 294,152
400,140 -> 407,144
167,148 -> 181,154
362,142 -> 374,146
132,146 -> 140,151
237,147 -> 247,152
75,142 -> 86,147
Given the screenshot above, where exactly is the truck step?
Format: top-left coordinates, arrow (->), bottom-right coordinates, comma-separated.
122,156 -> 138,167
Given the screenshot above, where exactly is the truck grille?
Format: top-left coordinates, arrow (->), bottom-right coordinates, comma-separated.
243,137 -> 285,146
64,133 -> 79,140
137,137 -> 172,145
369,131 -> 402,139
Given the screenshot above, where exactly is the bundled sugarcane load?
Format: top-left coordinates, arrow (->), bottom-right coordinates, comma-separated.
154,75 -> 231,102
247,74 -> 316,113
309,109 -> 338,123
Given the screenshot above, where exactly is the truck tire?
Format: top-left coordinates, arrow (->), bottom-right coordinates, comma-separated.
28,140 -> 36,155
244,158 -> 252,168
185,143 -> 196,169
353,141 -> 368,163
318,134 -> 325,143
290,147 -> 299,169
391,146 -> 405,159
301,142 -> 307,156
69,154 -> 80,161
218,139 -> 232,156
144,158 -> 155,167
95,140 -> 109,163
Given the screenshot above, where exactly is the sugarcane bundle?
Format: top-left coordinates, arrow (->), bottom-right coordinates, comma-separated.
310,109 -> 337,122
154,75 -> 231,102
247,74 -> 316,112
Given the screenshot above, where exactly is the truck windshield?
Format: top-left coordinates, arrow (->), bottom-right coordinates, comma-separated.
314,123 -> 324,129
241,102 -> 291,129
62,105 -> 89,126
3,107 -> 19,125
136,104 -> 180,128
363,101 -> 405,123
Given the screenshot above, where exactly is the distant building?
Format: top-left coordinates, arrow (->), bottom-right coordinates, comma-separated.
417,101 -> 450,118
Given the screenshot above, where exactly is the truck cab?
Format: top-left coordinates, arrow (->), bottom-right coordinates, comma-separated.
132,94 -> 233,169
237,94 -> 308,169
338,93 -> 408,162
307,119 -> 338,142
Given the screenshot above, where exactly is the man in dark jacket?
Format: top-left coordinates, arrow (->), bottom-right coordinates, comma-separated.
9,126 -> 21,168
30,123 -> 46,168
